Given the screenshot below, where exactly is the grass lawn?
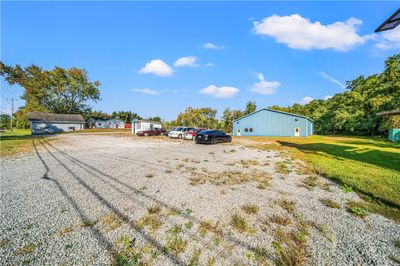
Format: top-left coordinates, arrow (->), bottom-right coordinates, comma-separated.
0,129 -> 39,157
236,135 -> 400,220
0,128 -> 133,157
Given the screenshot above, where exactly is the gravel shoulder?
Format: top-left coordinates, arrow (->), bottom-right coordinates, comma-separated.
1,133 -> 399,265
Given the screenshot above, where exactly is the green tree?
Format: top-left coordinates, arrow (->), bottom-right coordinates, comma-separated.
147,116 -> 162,122
175,107 -> 218,129
269,53 -> 400,135
245,101 -> 257,115
220,107 -> 244,133
111,111 -> 142,123
0,114 -> 11,129
0,62 -> 101,115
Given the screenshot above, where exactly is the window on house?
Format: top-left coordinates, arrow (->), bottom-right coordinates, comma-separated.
249,128 -> 253,132
245,128 -> 249,132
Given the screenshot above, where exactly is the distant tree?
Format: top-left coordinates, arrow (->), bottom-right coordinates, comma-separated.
175,107 -> 218,129
221,107 -> 244,133
269,53 -> 400,135
245,101 -> 257,115
111,111 -> 141,123
162,120 -> 177,130
0,62 -> 101,116
0,114 -> 11,129
147,116 -> 162,122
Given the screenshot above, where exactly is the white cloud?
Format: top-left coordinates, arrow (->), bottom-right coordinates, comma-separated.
174,56 -> 199,68
300,96 -> 314,104
324,95 -> 333,100
249,73 -> 281,95
203,42 -> 224,49
319,72 -> 346,89
139,59 -> 174,77
199,84 -> 239,98
253,14 -> 367,51
205,62 -> 215,67
375,26 -> 400,50
132,88 -> 159,95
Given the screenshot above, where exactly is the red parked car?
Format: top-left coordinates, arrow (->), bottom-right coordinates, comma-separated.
184,128 -> 206,140
136,128 -> 166,136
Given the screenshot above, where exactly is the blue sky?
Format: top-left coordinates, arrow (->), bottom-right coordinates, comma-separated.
1,1 -> 399,120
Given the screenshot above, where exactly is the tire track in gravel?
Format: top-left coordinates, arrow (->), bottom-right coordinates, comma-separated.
39,138 -> 271,261
38,139 -> 187,265
32,139 -> 116,261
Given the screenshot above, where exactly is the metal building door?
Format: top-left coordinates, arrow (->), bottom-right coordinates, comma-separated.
294,127 -> 300,136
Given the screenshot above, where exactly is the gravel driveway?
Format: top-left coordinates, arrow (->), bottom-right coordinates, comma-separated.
1,133 -> 399,265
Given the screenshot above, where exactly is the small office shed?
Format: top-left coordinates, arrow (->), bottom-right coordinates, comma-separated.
28,112 -> 85,134
233,108 -> 313,137
132,120 -> 162,134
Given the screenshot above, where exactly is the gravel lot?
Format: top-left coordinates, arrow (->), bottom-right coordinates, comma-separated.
1,133 -> 399,265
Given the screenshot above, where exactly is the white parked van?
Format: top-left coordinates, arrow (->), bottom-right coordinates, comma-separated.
168,127 -> 195,139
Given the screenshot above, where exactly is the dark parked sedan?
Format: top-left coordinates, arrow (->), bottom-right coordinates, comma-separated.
136,128 -> 166,136
194,130 -> 232,144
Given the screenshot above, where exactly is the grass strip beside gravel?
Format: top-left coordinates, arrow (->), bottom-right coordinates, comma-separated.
0,129 -> 41,157
237,135 -> 400,221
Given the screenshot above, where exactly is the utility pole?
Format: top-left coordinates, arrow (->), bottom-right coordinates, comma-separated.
7,98 -> 15,132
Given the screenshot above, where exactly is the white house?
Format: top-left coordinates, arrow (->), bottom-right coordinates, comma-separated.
28,112 -> 85,134
94,118 -> 125,129
132,119 -> 162,134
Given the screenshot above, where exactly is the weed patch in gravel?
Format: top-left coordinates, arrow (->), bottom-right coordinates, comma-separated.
101,214 -> 123,231
230,213 -> 254,234
189,169 -> 271,187
80,220 -> 98,228
148,205 -> 162,215
58,226 -> 74,236
145,173 -> 155,178
277,199 -> 297,213
320,198 -> 341,209
13,243 -> 36,256
165,226 -> 187,256
136,214 -> 163,232
113,235 -> 158,265
272,220 -> 310,266
347,201 -> 368,218
241,204 -> 260,215
270,214 -> 292,226
275,161 -> 291,175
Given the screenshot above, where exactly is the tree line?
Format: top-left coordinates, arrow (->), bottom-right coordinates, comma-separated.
269,54 -> 400,135
1,53 -> 398,135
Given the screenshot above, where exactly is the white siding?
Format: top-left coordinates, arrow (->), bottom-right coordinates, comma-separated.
31,122 -> 84,134
133,121 -> 162,133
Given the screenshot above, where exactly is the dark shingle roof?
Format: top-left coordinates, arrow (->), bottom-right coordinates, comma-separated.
28,112 -> 85,123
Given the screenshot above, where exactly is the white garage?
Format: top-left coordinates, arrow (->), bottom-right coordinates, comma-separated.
28,112 -> 85,135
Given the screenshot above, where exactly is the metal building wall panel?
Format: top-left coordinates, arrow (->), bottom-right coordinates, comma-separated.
233,109 -> 313,137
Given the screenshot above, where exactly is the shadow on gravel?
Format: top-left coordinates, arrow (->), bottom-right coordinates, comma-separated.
38,138 -> 270,263
37,139 -> 186,265
32,139 -> 115,258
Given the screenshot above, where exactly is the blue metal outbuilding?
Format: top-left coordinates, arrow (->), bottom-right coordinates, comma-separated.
233,108 -> 313,137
